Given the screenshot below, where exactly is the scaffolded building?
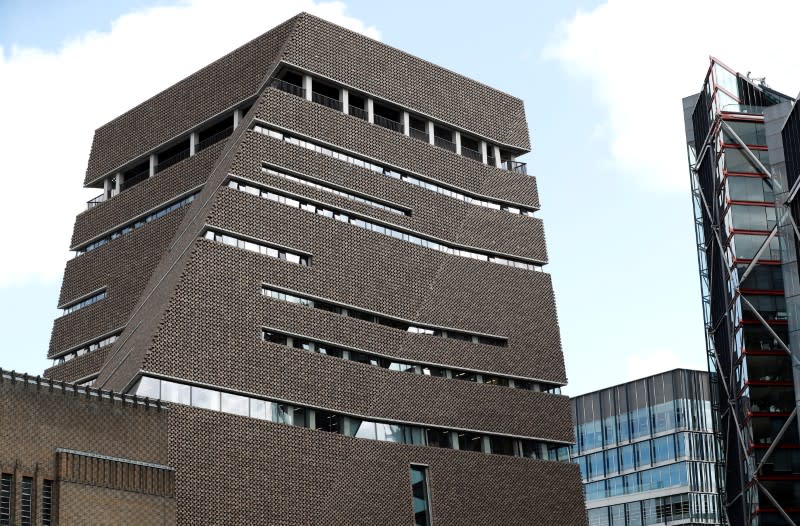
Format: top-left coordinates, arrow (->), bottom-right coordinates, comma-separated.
684,58 -> 800,526
1,13 -> 587,525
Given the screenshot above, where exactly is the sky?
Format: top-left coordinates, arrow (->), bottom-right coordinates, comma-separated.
2,0 -> 800,396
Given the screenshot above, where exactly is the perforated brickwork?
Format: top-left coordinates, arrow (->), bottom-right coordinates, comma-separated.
84,17 -> 295,183
73,141 -> 224,247
255,88 -> 540,207
168,406 -> 585,526
49,209 -> 186,356
233,129 -> 547,261
284,14 -> 531,150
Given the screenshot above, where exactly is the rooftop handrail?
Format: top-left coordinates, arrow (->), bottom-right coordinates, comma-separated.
461,145 -> 482,162
312,91 -> 343,111
434,135 -> 457,153
196,126 -> 234,153
373,114 -> 404,133
155,148 -> 190,174
349,105 -> 368,121
502,160 -> 528,175
87,193 -> 106,209
409,127 -> 428,142
270,78 -> 305,98
121,168 -> 149,191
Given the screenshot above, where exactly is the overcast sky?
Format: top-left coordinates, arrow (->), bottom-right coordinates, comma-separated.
2,0 -> 800,395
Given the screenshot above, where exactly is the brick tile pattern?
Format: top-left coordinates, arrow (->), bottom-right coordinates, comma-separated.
284,14 -> 531,150
73,142 -> 223,247
141,239 -> 570,440
233,129 -> 548,261
84,17 -> 295,183
44,343 -> 113,383
255,88 -> 540,208
49,210 -> 186,356
168,406 -> 586,526
85,13 -> 531,184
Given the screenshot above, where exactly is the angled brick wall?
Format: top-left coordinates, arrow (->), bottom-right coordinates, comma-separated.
50,210 -> 186,356
84,18 -> 295,183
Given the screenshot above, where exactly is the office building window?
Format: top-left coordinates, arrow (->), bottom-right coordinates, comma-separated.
61,290 -> 107,315
457,431 -> 484,452
0,474 -> 11,526
410,465 -> 432,526
262,289 -> 507,348
204,230 -> 310,266
42,480 -> 53,526
21,477 -> 32,526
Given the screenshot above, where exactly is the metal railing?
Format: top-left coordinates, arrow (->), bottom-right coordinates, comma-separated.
155,148 -> 190,174
434,135 -> 457,153
196,126 -> 233,153
312,92 -> 343,111
121,168 -> 149,191
349,105 -> 368,121
487,155 -> 496,167
87,193 -> 106,209
502,160 -> 528,175
374,114 -> 404,133
410,127 -> 428,142
270,78 -> 305,98
461,146 -> 482,162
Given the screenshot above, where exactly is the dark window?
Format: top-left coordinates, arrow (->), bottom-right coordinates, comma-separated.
514,379 -> 534,390
0,474 -> 10,526
315,410 -> 343,433
292,337 -> 313,351
520,440 -> 542,459
409,466 -> 432,526
457,432 -> 484,452
349,350 -> 377,366
425,428 -> 452,448
483,375 -> 509,387
21,477 -> 32,526
316,344 -> 344,358
42,480 -> 52,526
447,331 -> 472,342
421,366 -> 447,377
452,370 -> 478,382
489,435 -> 515,456
349,310 -> 376,323
196,116 -> 234,151
315,301 -> 343,315
263,330 -> 288,345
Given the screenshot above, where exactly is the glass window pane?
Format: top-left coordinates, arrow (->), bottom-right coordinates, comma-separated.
221,392 -> 249,416
161,381 -> 190,404
134,376 -> 160,398
250,398 -> 268,420
191,386 -> 220,410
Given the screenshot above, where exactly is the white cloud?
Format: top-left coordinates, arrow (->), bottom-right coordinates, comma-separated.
626,349 -> 683,381
545,0 -> 800,192
0,0 -> 378,287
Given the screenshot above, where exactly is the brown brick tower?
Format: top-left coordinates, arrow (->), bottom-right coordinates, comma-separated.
36,13 -> 585,525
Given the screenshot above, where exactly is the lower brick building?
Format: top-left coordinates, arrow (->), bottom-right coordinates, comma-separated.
0,369 -> 174,525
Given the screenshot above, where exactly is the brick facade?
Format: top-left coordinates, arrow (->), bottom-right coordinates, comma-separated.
5,12 -> 586,525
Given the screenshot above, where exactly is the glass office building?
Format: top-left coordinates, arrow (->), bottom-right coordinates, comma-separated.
565,369 -> 722,526
684,58 -> 800,525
